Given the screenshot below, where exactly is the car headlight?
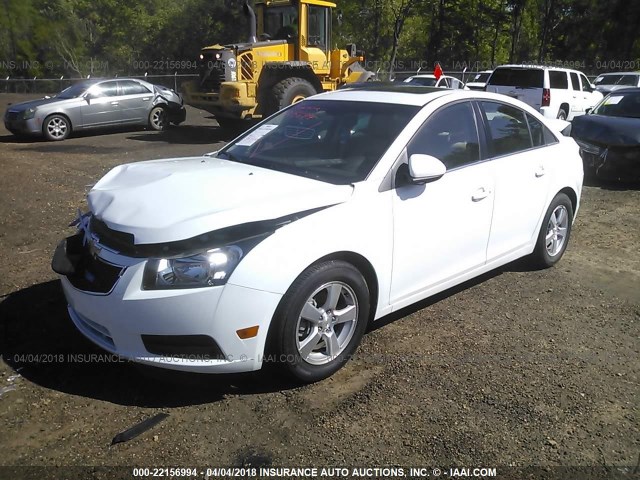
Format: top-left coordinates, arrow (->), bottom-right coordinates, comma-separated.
22,108 -> 36,120
142,245 -> 245,290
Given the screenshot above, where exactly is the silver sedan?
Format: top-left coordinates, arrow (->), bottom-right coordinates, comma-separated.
3,78 -> 186,141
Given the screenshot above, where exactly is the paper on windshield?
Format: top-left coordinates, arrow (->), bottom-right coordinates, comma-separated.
604,96 -> 623,105
235,124 -> 279,146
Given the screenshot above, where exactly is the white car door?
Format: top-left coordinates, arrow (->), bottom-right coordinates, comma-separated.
479,101 -> 551,261
390,101 -> 495,305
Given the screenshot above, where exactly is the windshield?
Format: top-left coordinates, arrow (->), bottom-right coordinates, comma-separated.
406,77 -> 437,87
593,91 -> 640,118
57,82 -> 93,99
263,6 -> 297,40
219,100 -> 419,184
595,74 -> 622,86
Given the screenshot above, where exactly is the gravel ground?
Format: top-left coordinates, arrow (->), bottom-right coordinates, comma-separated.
0,94 -> 638,480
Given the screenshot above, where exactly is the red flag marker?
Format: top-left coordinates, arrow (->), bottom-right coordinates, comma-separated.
433,63 -> 443,79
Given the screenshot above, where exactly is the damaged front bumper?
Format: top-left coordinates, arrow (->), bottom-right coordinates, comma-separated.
51,231 -> 281,374
576,140 -> 640,182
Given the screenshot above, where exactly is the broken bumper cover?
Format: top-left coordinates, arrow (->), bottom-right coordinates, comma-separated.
577,141 -> 640,182
165,102 -> 187,124
53,234 -> 282,373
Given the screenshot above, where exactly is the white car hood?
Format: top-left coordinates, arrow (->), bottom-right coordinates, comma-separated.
88,156 -> 353,244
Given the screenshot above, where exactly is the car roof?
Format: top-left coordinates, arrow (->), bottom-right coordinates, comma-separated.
495,64 -> 584,73
312,85 -> 543,108
605,87 -> 640,93
596,72 -> 639,76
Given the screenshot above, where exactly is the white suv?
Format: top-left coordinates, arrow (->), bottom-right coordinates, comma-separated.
486,65 -> 603,121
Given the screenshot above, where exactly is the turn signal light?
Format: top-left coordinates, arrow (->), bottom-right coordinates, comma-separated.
236,326 -> 259,339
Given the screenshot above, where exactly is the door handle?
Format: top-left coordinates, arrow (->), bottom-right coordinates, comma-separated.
471,187 -> 491,202
535,166 -> 546,177
110,101 -> 119,106
142,97 -> 150,101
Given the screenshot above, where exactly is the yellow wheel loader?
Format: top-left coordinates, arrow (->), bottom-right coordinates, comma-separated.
182,0 -> 375,129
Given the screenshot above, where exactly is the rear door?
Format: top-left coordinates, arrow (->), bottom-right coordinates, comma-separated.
479,101 -> 552,260
486,67 -> 544,110
118,80 -> 153,123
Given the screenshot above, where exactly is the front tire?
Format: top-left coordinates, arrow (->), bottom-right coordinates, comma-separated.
148,106 -> 167,131
42,114 -> 70,141
268,261 -> 370,383
272,77 -> 316,111
530,193 -> 573,268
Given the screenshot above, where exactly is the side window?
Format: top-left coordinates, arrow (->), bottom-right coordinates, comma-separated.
120,80 -> 151,95
570,72 -> 580,91
88,82 -> 119,97
308,6 -> 327,48
407,102 -> 480,170
525,114 -> 557,147
481,101 -> 532,157
450,78 -> 462,89
549,70 -> 568,89
579,74 -> 593,92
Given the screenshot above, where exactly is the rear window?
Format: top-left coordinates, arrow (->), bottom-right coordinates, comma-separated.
488,68 -> 544,88
549,71 -> 568,89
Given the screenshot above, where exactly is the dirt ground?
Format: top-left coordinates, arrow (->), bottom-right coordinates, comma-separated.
0,94 -> 638,479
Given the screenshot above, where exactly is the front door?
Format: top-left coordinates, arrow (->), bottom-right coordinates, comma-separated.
81,81 -> 123,127
390,101 -> 495,305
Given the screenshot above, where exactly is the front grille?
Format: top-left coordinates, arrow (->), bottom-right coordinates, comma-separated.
66,252 -> 124,294
5,111 -> 19,121
68,306 -> 116,350
199,59 -> 226,91
62,231 -> 125,294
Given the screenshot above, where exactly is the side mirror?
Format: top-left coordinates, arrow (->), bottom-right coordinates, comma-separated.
585,107 -> 592,114
408,154 -> 446,184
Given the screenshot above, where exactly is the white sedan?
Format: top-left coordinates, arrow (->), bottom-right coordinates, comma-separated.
52,87 -> 583,383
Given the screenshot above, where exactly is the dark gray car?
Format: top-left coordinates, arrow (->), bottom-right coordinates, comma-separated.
4,78 -> 186,141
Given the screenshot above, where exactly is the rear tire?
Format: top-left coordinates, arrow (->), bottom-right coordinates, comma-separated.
557,108 -> 568,121
530,193 -> 573,269
267,260 -> 370,383
272,77 -> 316,111
42,114 -> 70,141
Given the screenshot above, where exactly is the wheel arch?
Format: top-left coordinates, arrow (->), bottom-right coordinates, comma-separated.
43,112 -> 73,131
557,186 -> 578,218
269,250 -> 380,324
262,249 -> 380,363
258,62 -> 324,94
558,103 -> 570,115
308,251 -> 380,324
256,62 -> 323,115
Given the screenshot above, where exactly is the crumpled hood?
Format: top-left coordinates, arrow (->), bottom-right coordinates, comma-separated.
88,157 -> 353,244
572,114 -> 640,146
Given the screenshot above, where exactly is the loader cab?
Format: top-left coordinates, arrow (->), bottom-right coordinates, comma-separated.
256,0 -> 333,63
